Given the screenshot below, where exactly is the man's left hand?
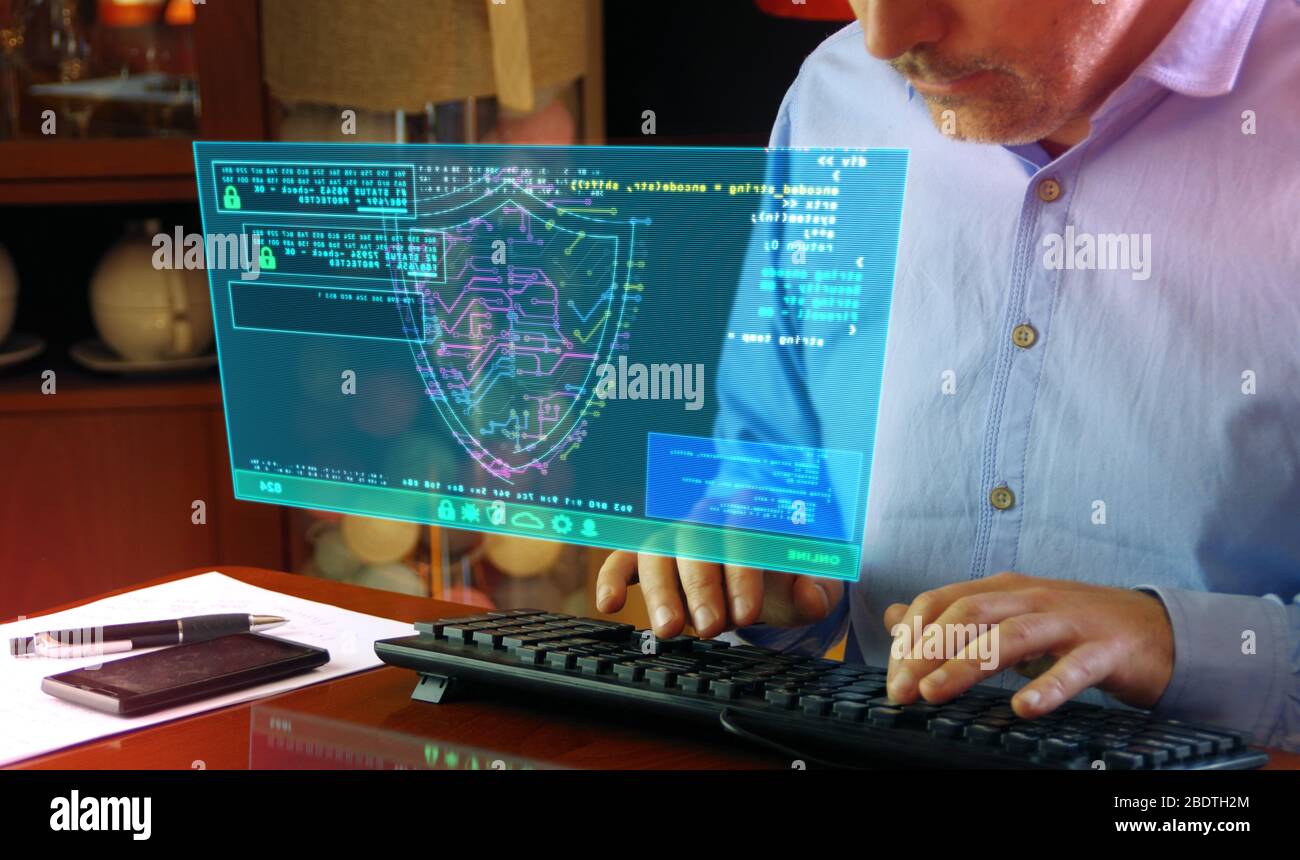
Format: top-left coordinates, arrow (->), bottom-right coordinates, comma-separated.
883,572 -> 1175,718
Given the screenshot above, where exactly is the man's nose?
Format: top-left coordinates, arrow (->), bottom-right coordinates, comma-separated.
854,0 -> 947,61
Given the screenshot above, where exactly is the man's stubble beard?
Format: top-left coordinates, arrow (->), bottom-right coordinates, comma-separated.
898,12 -> 1109,147
918,71 -> 1064,146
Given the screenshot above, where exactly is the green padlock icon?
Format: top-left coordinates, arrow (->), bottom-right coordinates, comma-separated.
222,185 -> 241,210
258,245 -> 277,271
437,499 -> 456,522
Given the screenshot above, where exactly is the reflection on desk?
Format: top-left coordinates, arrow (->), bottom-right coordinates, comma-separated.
250,705 -> 548,770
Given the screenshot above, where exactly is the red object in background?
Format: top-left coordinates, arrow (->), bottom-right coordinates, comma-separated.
754,0 -> 855,21
164,0 -> 195,26
97,0 -> 164,28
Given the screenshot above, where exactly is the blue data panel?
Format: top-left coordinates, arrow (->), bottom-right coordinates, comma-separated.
645,432 -> 863,543
194,142 -> 909,580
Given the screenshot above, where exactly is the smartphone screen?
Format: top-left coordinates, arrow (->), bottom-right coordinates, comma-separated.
42,633 -> 329,715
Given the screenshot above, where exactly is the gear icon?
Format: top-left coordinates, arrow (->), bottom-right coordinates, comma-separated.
550,513 -> 573,535
460,502 -> 481,524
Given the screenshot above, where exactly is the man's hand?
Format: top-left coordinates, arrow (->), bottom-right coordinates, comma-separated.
883,572 -> 1174,719
596,551 -> 843,638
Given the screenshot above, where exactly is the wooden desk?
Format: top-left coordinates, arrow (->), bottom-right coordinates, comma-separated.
10,567 -> 1299,770
10,566 -> 775,770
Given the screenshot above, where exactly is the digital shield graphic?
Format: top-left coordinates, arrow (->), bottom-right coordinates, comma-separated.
385,174 -> 642,483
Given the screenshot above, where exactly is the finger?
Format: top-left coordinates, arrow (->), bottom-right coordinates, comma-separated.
722,565 -> 764,627
637,553 -> 687,638
913,612 -> 1079,704
883,602 -> 909,631
791,576 -> 842,623
896,592 -> 1040,694
1012,641 -> 1116,719
595,551 -> 638,613
678,558 -> 726,637
886,572 -> 1028,689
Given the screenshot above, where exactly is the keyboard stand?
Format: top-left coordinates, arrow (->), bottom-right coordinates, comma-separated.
410,672 -> 459,705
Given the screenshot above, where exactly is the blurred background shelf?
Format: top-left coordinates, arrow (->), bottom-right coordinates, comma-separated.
0,354 -> 219,412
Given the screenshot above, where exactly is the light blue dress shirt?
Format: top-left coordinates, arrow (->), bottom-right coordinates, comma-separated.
726,0 -> 1300,750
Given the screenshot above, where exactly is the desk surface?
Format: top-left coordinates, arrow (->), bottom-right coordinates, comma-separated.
10,566 -> 1299,770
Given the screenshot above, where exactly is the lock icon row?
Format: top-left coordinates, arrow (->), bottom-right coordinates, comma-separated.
258,245 -> 277,270
437,499 -> 456,522
223,185 -> 241,210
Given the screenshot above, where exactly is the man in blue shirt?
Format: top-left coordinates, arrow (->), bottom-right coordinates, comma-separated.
597,0 -> 1300,750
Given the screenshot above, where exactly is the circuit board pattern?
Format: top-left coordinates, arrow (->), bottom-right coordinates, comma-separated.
386,173 -> 644,482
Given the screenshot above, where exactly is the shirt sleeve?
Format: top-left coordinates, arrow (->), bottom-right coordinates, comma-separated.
1139,584 -> 1300,751
734,586 -> 852,657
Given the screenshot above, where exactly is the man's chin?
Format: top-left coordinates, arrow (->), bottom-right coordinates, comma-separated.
920,99 -> 1055,147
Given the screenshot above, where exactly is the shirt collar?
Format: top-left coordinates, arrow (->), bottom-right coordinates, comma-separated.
1132,0 -> 1270,97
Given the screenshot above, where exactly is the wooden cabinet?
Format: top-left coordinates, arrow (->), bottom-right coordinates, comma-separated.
0,0 -> 265,205
0,367 -> 286,615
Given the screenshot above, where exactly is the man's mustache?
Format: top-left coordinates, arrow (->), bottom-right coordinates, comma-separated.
890,52 -> 1004,83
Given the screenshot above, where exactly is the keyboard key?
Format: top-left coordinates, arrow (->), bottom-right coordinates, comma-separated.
1086,737 -> 1129,758
898,703 -> 941,727
1102,749 -> 1146,770
442,624 -> 486,643
801,695 -> 832,716
690,639 -> 732,652
1133,735 -> 1191,762
1039,737 -> 1084,760
709,679 -> 741,699
866,706 -> 900,727
511,645 -> 547,665
677,673 -> 709,693
929,717 -> 966,739
1162,720 -> 1249,752
965,723 -> 1006,745
833,701 -> 869,722
546,651 -> 577,670
646,667 -> 678,688
765,688 -> 798,708
613,663 -> 645,682
576,656 -> 612,675
1126,743 -> 1170,767
1156,731 -> 1215,757
1003,731 -> 1040,753
656,636 -> 698,654
832,692 -> 869,703
472,629 -> 507,648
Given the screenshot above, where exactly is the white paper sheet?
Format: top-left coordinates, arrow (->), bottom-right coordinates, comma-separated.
0,571 -> 415,766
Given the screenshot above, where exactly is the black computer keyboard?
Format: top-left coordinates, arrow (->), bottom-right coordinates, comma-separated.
374,609 -> 1267,770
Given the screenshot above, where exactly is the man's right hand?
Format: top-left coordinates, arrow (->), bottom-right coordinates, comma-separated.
595,551 -> 844,639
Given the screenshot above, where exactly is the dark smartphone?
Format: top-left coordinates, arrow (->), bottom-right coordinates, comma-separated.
40,633 -> 330,716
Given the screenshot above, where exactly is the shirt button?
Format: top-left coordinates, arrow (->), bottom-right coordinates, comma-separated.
1012,323 -> 1038,349
1036,178 -> 1062,203
989,486 -> 1016,511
